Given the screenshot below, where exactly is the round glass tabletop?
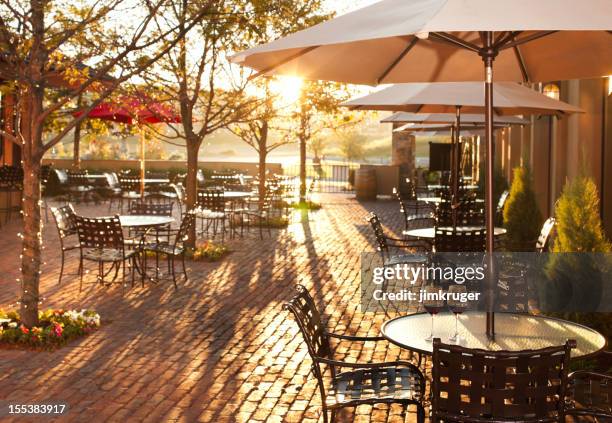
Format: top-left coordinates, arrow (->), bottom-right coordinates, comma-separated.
119,215 -> 174,227
381,312 -> 606,358
403,226 -> 507,238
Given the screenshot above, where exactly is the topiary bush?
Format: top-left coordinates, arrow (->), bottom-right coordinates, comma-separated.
543,175 -> 612,342
552,176 -> 611,254
503,166 -> 542,251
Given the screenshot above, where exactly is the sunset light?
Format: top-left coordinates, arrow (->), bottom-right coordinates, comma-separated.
269,75 -> 303,105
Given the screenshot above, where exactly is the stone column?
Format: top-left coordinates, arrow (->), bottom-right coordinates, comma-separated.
391,123 -> 416,192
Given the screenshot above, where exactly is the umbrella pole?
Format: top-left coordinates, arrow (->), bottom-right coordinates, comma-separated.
483,31 -> 496,339
452,106 -> 462,228
140,127 -> 145,198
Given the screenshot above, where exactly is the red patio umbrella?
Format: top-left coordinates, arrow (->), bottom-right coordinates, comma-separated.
75,96 -> 181,196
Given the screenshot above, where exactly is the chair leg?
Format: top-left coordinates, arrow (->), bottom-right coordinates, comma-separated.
181,253 -> 188,282
79,256 -> 84,292
170,256 -> 178,290
416,404 -> 425,423
58,250 -> 65,285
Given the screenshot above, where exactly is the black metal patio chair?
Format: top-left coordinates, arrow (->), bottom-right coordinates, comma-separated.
565,350 -> 612,421
103,172 -> 123,212
143,211 -> 196,289
431,338 -> 575,423
536,217 -> 557,253
196,189 -> 227,239
366,212 -> 432,266
0,165 -> 23,225
284,285 -> 426,423
50,204 -> 80,285
434,227 -> 485,252
74,215 -> 140,290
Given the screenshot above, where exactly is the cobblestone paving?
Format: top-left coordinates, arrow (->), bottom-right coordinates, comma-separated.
0,194 -> 423,423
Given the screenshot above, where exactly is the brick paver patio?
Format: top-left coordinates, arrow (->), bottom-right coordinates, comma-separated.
0,194 -> 422,423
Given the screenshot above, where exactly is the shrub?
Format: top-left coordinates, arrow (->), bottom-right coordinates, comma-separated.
552,176 -> 611,254
503,166 -> 542,251
544,176 -> 612,341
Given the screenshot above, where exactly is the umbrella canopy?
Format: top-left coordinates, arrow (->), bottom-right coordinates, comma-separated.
231,0 -> 612,338
75,97 -> 180,197
344,82 -> 584,115
75,97 -> 181,125
381,112 -> 529,125
231,0 -> 612,85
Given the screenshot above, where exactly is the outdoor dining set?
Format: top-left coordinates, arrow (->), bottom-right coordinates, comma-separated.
42,167 -> 297,289
273,178 -> 612,423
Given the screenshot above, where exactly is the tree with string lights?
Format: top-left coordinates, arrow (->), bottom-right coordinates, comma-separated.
0,0 -> 210,327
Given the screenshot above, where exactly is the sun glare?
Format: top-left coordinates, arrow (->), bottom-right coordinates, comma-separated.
270,76 -> 303,105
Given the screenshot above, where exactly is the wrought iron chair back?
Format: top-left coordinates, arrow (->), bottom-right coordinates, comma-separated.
434,228 -> 485,252
128,200 -> 173,216
119,176 -> 141,193
536,217 -> 556,252
197,189 -> 225,212
283,285 -> 332,363
366,212 -> 389,254
174,212 -> 196,250
437,199 -> 483,226
0,166 -> 24,188
431,338 -> 574,423
51,204 -> 77,238
53,169 -> 69,185
74,215 -> 125,251
104,172 -> 120,189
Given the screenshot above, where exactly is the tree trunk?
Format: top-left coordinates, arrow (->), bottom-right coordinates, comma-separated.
258,149 -> 267,209
73,94 -> 83,169
299,134 -> 306,203
73,121 -> 81,169
20,157 -> 42,327
185,139 -> 201,248
258,120 -> 268,209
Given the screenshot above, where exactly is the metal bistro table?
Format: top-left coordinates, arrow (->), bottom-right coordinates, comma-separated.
381,312 -> 606,359
119,215 -> 175,283
119,215 -> 174,228
403,226 -> 506,239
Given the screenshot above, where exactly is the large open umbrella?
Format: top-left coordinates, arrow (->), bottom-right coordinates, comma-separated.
75,97 -> 180,196
343,82 -> 581,211
231,0 -> 611,336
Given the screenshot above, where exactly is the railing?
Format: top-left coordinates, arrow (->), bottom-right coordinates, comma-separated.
282,162 -> 359,193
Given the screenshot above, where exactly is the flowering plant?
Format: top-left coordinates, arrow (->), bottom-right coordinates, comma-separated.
186,240 -> 230,261
0,309 -> 101,349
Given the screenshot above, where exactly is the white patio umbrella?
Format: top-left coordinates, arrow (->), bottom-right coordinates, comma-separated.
231,0 -> 612,336
343,82 -> 580,205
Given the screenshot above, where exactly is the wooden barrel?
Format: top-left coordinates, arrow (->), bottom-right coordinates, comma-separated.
355,168 -> 377,201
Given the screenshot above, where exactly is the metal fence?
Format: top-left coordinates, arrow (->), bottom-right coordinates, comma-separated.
282,162 -> 359,193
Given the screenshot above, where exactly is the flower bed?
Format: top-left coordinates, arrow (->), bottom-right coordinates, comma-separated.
0,309 -> 101,349
186,241 -> 230,262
